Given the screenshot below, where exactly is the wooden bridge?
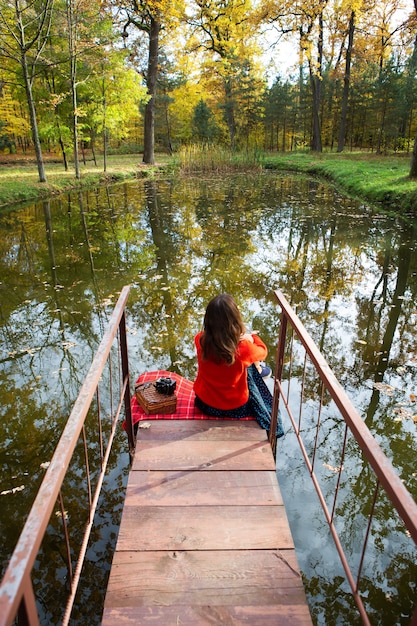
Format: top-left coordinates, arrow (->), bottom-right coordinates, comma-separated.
101,419 -> 313,625
3,287 -> 414,626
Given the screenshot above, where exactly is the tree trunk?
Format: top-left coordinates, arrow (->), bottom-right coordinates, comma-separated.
337,10 -> 355,153
164,99 -> 173,155
310,12 -> 323,152
58,128 -> 68,171
410,134 -> 417,178
67,0 -> 80,179
103,74 -> 107,171
224,78 -> 236,150
409,5 -> 417,177
310,73 -> 322,152
70,71 -> 80,178
22,53 -> 47,183
143,18 -> 160,165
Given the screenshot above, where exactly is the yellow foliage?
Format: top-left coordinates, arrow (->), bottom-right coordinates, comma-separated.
0,84 -> 30,142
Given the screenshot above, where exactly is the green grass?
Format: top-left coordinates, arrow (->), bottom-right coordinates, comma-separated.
0,153 -> 171,208
262,152 -> 417,215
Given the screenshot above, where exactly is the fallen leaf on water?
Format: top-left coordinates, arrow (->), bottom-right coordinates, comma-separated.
373,383 -> 395,396
62,341 -> 76,350
1,485 -> 25,496
393,407 -> 414,421
323,462 -> 344,473
410,393 -> 416,403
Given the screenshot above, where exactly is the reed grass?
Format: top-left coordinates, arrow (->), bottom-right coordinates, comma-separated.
178,144 -> 263,173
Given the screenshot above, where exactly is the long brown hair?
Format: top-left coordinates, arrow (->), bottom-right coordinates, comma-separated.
200,294 -> 245,365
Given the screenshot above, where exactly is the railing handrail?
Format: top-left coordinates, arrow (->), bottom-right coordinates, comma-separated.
271,289 -> 417,544
0,286 -> 131,626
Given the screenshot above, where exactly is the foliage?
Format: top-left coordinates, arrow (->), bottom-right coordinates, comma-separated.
0,0 -> 416,175
185,0 -> 266,149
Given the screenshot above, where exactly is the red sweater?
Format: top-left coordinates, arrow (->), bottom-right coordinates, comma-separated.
193,331 -> 268,410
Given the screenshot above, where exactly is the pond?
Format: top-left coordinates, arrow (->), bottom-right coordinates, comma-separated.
0,173 -> 416,625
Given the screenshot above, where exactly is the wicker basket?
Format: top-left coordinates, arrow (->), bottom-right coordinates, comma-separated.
135,381 -> 177,415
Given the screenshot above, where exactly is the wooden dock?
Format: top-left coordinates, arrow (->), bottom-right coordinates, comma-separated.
102,419 -> 313,625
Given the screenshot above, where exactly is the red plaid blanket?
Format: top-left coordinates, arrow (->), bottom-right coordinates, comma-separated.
123,370 -> 255,429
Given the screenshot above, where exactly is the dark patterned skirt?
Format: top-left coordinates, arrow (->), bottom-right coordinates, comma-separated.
195,364 -> 284,438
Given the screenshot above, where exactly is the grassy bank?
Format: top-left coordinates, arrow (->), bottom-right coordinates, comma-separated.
0,154 -> 171,208
1,150 -> 416,216
263,152 -> 417,215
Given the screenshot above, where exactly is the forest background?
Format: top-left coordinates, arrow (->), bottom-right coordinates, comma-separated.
1,0 -> 417,192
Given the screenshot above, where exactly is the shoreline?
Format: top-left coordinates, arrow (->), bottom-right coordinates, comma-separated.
1,152 -> 416,219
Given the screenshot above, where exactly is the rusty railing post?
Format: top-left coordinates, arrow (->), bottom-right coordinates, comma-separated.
119,309 -> 134,456
269,307 -> 288,457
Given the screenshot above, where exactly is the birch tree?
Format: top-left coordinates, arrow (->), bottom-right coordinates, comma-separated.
0,0 -> 54,181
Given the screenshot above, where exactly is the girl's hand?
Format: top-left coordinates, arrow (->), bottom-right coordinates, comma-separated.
239,332 -> 254,343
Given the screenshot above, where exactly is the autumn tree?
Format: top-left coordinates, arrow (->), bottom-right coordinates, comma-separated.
0,81 -> 30,151
257,0 -> 329,151
115,0 -> 182,164
66,0 -> 81,177
337,5 -> 356,152
81,51 -> 148,165
62,0 -> 120,177
163,73 -> 207,144
187,0 -> 263,149
0,0 -> 54,181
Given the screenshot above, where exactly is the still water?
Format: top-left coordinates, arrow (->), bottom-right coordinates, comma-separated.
0,173 -> 416,625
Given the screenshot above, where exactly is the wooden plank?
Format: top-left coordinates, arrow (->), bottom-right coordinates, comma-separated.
104,549 -> 306,607
102,419 -> 314,625
116,505 -> 294,551
136,419 -> 266,441
131,440 -> 275,471
125,470 -> 282,506
102,604 -> 314,625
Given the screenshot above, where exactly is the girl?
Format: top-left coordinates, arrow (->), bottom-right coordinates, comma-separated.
193,294 -> 283,437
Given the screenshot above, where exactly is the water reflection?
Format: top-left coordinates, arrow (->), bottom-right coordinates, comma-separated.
0,173 -> 416,624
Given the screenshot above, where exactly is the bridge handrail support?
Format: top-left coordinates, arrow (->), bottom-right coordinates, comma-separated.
269,289 -> 417,626
0,286 -> 132,626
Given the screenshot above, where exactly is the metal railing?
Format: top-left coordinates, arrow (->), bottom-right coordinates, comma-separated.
269,289 -> 417,626
0,286 -> 133,626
